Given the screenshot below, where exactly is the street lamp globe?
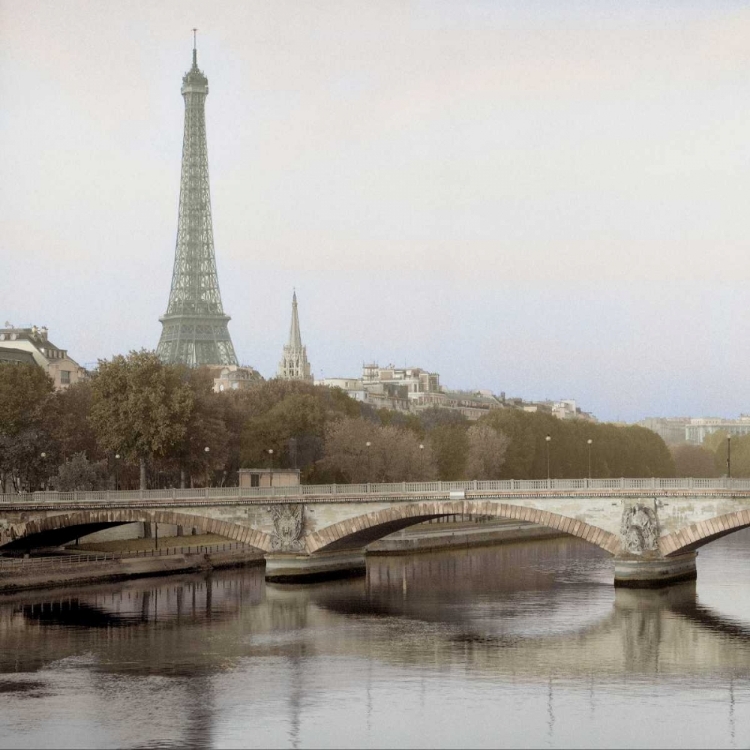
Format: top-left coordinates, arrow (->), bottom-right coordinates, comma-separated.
204,446 -> 210,453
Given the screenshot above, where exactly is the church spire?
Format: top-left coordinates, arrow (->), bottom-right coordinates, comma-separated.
288,290 -> 302,349
277,291 -> 313,382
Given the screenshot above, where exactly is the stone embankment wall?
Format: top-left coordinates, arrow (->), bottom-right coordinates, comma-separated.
368,519 -> 564,555
0,548 -> 264,594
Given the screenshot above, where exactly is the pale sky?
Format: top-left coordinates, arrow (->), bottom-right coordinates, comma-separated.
2,1 -> 750,422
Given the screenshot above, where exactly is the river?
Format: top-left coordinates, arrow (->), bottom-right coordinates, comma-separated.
2,531 -> 750,748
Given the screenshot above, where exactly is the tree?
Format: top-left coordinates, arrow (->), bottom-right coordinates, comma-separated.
478,408 -> 674,479
241,392 -> 327,469
480,410 -> 537,478
237,381 -> 364,481
319,417 -> 437,482
418,407 -> 467,432
465,423 -> 510,479
0,363 -> 54,492
670,444 -> 719,478
164,366 -> 230,488
47,380 -> 102,462
0,427 -> 53,493
88,351 -> 194,489
0,362 -> 54,434
703,432 -> 750,478
428,423 -> 469,480
54,452 -> 108,491
416,408 -> 469,480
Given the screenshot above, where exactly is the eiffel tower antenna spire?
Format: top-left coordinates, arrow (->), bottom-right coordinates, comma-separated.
156,39 -> 239,367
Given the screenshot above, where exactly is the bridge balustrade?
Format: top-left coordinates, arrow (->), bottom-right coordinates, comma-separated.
4,477 -> 750,504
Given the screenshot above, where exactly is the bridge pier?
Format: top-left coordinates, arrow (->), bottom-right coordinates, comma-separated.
613,552 -> 697,588
264,550 -> 366,583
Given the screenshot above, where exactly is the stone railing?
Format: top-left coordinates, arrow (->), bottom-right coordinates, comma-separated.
2,477 -> 750,505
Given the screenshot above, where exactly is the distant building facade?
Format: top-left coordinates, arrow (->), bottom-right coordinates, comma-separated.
639,416 -> 750,445
321,363 -> 518,420
362,363 -> 440,394
639,417 -> 690,445
523,399 -> 597,423
684,417 -> 750,444
210,364 -> 263,393
0,324 -> 86,390
277,292 -> 313,382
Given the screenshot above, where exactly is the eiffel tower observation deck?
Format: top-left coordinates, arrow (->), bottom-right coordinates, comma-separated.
157,36 -> 238,367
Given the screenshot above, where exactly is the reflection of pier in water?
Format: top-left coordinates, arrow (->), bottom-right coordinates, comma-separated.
1,545 -> 750,683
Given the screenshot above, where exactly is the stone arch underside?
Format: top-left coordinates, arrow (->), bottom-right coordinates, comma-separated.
307,500 -> 622,555
660,510 -> 750,557
0,510 -> 274,553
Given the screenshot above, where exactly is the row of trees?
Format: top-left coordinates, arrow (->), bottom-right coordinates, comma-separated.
0,350 -> 677,492
670,432 -> 750,478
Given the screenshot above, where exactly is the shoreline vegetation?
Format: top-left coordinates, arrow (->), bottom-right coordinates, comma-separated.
1,352 -> 678,499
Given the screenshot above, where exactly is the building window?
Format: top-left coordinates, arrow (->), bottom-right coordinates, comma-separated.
60,370 -> 71,385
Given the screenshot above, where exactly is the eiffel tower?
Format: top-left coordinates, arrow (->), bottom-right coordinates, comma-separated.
157,35 -> 238,367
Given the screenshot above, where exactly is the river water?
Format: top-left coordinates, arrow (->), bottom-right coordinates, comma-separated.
2,532 -> 750,749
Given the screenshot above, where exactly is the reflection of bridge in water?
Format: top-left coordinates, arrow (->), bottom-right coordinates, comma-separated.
5,478 -> 750,584
2,545 -> 750,682
2,543 -> 748,748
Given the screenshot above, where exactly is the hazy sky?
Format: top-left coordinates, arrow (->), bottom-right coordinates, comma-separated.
2,1 -> 750,422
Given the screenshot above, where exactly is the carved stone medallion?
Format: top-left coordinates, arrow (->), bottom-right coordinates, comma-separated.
270,504 -> 305,552
620,503 -> 659,554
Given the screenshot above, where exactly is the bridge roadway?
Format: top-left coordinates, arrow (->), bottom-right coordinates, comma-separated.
3,477 -> 750,585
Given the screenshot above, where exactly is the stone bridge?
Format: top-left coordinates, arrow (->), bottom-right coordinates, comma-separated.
3,477 -> 750,585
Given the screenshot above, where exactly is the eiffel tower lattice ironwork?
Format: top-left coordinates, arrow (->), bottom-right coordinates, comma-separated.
157,37 -> 238,367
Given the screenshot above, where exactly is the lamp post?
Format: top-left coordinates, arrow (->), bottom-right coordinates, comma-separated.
419,444 -> 424,478
268,448 -> 274,487
204,446 -> 210,488
727,435 -> 732,480
114,453 -> 120,491
365,441 -> 372,482
545,435 -> 552,481
587,439 -> 593,480
40,452 -> 47,491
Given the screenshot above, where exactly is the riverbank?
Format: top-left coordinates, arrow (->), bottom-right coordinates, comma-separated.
0,522 -> 566,592
0,544 -> 264,593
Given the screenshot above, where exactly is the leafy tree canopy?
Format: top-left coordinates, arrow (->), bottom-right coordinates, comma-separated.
88,351 -> 194,487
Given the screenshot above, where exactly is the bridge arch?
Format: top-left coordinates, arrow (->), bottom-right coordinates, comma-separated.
660,510 -> 750,557
306,500 -> 622,555
0,509 -> 274,553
